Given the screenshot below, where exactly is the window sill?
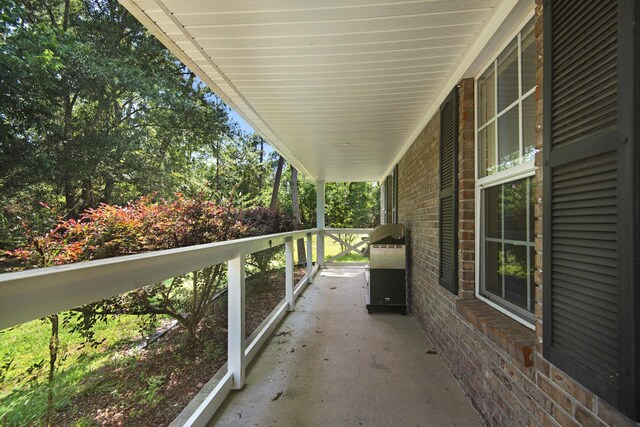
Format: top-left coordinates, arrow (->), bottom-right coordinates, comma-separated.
455,298 -> 535,368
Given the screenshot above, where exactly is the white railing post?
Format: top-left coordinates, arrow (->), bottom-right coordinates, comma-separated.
306,233 -> 313,284
227,255 -> 245,390
316,180 -> 325,268
285,239 -> 294,311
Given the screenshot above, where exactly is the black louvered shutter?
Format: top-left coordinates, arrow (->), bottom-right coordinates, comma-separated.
386,175 -> 393,224
392,164 -> 399,223
543,0 -> 638,419
439,88 -> 458,294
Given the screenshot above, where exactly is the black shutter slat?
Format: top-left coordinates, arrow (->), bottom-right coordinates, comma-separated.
544,0 -> 638,418
553,244 -> 617,260
552,265 -> 618,287
553,233 -> 618,245
552,250 -> 617,269
550,0 -> 618,150
438,87 -> 458,294
552,274 -> 618,299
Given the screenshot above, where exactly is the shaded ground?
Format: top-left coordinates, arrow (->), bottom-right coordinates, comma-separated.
48,266 -> 305,427
212,268 -> 483,427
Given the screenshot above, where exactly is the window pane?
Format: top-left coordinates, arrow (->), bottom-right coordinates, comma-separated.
522,93 -> 536,162
497,38 -> 519,111
485,185 -> 501,239
497,106 -> 519,171
482,176 -> 535,317
502,243 -> 529,310
521,19 -> 536,92
479,122 -> 496,176
503,179 -> 528,241
485,241 -> 503,298
478,65 -> 495,126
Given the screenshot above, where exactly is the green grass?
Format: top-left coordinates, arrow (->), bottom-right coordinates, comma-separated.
0,230 -> 368,425
0,314 -> 160,426
288,233 -> 368,263
319,233 -> 368,263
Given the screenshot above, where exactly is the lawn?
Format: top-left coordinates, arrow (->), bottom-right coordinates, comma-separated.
0,265 -> 308,426
0,231 -> 368,425
0,314 -> 163,426
291,232 -> 369,264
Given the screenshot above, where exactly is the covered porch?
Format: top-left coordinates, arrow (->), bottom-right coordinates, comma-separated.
2,0 -> 637,425
208,267 -> 482,426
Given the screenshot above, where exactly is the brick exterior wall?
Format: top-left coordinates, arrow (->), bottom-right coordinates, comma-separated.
457,79 -> 475,300
386,1 -> 638,426
396,110 -> 441,324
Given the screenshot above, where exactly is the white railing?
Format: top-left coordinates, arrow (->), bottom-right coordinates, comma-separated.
324,228 -> 372,265
0,228 -> 320,427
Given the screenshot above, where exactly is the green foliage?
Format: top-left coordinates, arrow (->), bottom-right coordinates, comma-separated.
6,194 -> 294,342
138,374 -> 166,405
0,314 -> 147,426
238,207 -> 294,280
0,0 -> 236,248
325,182 -> 380,229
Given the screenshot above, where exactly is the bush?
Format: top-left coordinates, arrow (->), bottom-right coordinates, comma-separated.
6,195 -> 294,342
237,207 -> 294,280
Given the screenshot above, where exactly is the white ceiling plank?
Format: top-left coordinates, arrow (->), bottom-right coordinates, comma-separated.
183,14 -> 486,40
123,0 -> 504,182
172,0 -> 494,24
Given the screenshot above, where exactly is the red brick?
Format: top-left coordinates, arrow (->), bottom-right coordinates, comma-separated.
537,374 -> 574,414
574,404 -> 606,427
550,366 -> 593,410
596,397 -> 638,427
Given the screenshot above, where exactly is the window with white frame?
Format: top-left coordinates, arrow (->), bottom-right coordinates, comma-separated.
476,17 -> 537,325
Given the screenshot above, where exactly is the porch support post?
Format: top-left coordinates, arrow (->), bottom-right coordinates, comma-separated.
227,255 -> 245,390
316,180 -> 325,268
285,238 -> 294,311
306,232 -> 313,284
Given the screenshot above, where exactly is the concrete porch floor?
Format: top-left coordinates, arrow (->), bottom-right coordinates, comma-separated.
211,267 -> 483,426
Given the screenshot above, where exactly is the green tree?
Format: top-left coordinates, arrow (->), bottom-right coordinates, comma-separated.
0,0 -> 232,247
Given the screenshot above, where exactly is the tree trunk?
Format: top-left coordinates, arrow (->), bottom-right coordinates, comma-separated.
100,177 -> 114,204
62,93 -> 77,217
63,176 -> 76,217
80,178 -> 93,212
290,167 -> 306,264
214,140 -> 221,203
270,155 -> 284,209
46,314 -> 59,427
258,137 -> 264,193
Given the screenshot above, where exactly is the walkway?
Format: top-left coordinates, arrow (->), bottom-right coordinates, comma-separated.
211,267 -> 483,426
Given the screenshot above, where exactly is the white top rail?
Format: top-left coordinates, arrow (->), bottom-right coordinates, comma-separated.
0,229 -> 318,330
324,228 -> 373,234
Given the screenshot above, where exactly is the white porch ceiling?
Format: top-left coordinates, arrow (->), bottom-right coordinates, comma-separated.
121,0 -> 507,182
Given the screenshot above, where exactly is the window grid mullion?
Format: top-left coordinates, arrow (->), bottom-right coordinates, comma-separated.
478,86 -> 536,134
526,178 -> 531,312
475,16 -> 537,328
501,184 -> 505,300
518,32 -> 524,159
494,61 -> 499,170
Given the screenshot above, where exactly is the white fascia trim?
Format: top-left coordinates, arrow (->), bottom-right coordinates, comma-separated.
379,0 -> 520,181
118,0 -> 314,180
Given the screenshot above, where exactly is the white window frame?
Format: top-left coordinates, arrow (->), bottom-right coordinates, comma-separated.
474,11 -> 537,330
